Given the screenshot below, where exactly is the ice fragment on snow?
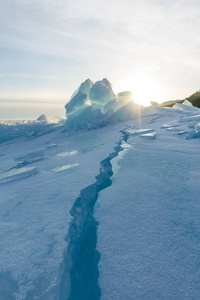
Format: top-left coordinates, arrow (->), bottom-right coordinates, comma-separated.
117,91 -> 133,102
50,115 -> 65,124
161,124 -> 179,128
0,167 -> 39,184
173,102 -> 200,113
14,150 -> 45,164
125,128 -> 154,136
183,100 -> 193,106
150,101 -> 160,106
45,144 -> 57,150
37,114 -> 48,123
179,115 -> 200,122
195,123 -> 200,131
56,150 -> 78,157
52,163 -> 79,172
186,122 -> 200,139
166,127 -> 182,131
177,131 -> 188,135
140,132 -> 157,139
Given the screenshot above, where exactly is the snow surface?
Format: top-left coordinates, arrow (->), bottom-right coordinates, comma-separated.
1,80 -> 200,299
0,120 -> 125,299
0,167 -> 39,184
95,112 -> 200,300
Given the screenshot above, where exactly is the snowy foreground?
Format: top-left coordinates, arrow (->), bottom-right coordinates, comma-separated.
1,81 -> 200,299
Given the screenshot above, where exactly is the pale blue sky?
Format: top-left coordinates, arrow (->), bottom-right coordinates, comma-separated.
1,0 -> 200,118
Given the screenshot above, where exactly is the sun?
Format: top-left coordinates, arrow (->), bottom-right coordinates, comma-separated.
117,75 -> 162,106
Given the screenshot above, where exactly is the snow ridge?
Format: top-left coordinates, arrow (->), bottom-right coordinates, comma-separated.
59,133 -> 128,300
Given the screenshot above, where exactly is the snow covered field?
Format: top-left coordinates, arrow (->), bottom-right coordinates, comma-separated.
0,121 -> 125,299
96,113 -> 200,300
1,79 -> 200,299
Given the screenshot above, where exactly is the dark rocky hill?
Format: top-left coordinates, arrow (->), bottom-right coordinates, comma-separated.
161,91 -> 200,108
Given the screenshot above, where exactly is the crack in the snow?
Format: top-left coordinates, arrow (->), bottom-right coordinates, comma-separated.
59,131 -> 128,300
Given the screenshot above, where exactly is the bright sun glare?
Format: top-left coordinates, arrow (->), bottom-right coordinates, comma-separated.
117,76 -> 162,106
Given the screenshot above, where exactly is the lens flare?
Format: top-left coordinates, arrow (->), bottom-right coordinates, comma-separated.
117,76 -> 162,106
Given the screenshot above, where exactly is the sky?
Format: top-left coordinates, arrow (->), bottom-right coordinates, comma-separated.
1,0 -> 200,119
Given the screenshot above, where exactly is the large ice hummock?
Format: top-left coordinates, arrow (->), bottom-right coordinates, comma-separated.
65,79 -> 94,118
89,78 -> 116,105
65,78 -> 116,119
65,78 -> 140,129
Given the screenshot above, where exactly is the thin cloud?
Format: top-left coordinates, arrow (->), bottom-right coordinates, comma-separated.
0,0 -> 200,103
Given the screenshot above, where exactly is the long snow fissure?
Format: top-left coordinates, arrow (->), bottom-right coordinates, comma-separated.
59,133 -> 128,300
